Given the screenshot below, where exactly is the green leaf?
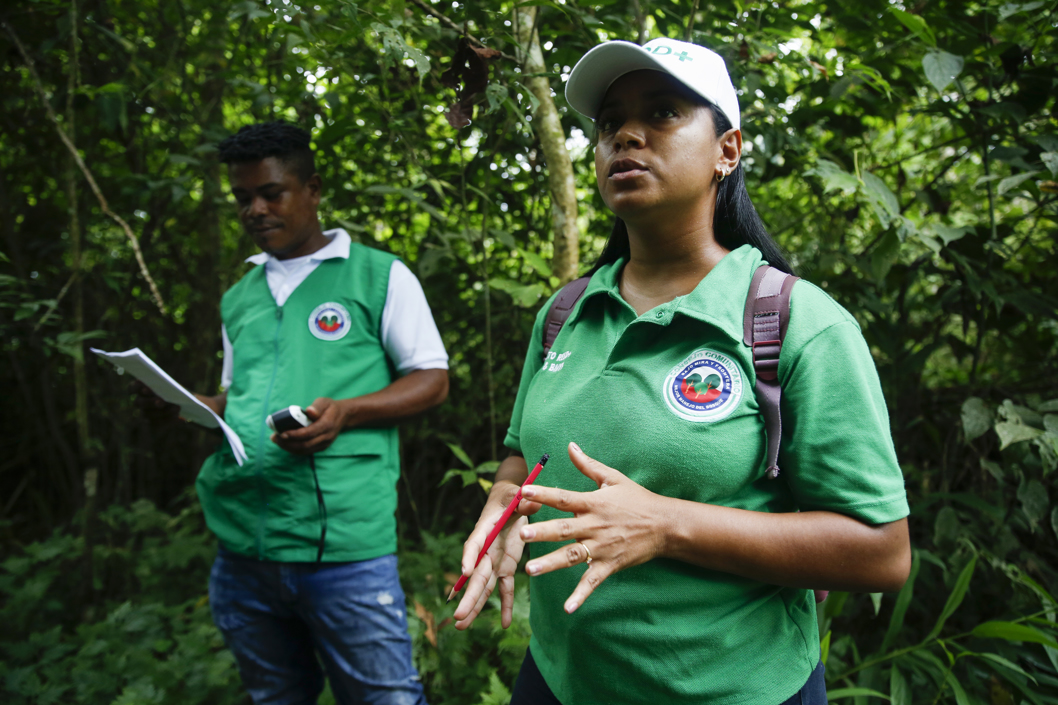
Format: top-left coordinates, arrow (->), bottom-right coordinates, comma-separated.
922,51 -> 964,92
439,468 -> 478,488
971,621 -> 1058,649
445,442 -> 474,469
96,82 -> 126,94
870,592 -> 883,616
890,666 -> 910,705
229,1 -> 272,21
890,8 -> 936,47
371,23 -> 431,82
882,550 -> 919,652
961,397 -> 992,442
513,83 -> 541,114
491,229 -> 517,249
979,102 -> 1027,124
972,652 -> 1038,684
489,278 -> 546,307
997,171 -> 1039,196
861,172 -> 900,225
820,630 -> 832,666
518,248 -> 553,278
999,2 -> 1045,20
1017,479 -> 1049,526
995,421 -> 1043,449
847,62 -> 893,100
1051,506 -> 1058,538
981,459 -> 1004,481
991,146 -> 1029,164
871,231 -> 901,281
933,225 -> 973,246
54,330 -> 107,362
805,160 -> 860,195
285,32 -> 304,53
946,672 -> 971,705
926,554 -> 976,641
485,84 -> 508,115
827,688 -> 890,701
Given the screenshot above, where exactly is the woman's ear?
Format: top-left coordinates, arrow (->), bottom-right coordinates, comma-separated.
717,128 -> 742,177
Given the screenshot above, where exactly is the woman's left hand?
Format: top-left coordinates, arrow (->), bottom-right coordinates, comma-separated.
518,441 -> 672,614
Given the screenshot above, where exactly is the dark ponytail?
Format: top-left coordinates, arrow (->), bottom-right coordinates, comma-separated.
590,103 -> 794,276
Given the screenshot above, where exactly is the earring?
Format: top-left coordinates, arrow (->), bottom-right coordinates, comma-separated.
716,170 -> 727,183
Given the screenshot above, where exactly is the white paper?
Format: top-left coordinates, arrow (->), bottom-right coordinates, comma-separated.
91,347 -> 247,465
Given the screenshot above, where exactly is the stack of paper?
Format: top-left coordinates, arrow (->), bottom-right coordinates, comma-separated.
91,347 -> 247,465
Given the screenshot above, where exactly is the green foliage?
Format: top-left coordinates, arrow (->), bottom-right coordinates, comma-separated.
1,0 -> 1056,702
0,496 -> 244,705
0,498 -> 530,705
820,394 -> 1058,705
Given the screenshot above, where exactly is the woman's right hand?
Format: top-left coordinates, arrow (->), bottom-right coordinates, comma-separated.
452,479 -> 541,630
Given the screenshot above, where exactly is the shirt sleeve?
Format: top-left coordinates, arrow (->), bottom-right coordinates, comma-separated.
503,293 -> 555,454
779,318 -> 910,525
220,325 -> 233,391
380,260 -> 449,374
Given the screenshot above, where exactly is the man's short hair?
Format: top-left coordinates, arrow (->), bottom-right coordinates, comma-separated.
217,121 -> 316,183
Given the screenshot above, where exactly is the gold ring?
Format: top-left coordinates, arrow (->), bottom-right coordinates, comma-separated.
580,542 -> 592,565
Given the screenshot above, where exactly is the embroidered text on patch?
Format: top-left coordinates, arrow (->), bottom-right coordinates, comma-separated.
663,349 -> 743,422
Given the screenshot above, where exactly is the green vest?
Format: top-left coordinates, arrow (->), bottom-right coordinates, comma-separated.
196,243 -> 400,562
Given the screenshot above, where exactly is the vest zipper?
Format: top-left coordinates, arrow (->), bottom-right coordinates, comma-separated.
255,305 -> 284,559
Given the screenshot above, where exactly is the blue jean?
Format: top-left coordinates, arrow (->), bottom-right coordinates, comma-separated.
209,549 -> 427,705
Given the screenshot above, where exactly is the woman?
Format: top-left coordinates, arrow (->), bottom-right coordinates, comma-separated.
453,37 -> 911,705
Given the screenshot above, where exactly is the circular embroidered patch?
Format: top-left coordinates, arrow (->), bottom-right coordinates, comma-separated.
308,302 -> 351,341
663,349 -> 744,422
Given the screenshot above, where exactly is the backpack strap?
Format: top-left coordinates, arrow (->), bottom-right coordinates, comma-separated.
542,276 -> 591,360
743,265 -> 799,479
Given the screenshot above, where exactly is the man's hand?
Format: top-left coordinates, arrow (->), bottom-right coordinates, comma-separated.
129,380 -> 181,424
271,397 -> 348,454
269,369 -> 449,454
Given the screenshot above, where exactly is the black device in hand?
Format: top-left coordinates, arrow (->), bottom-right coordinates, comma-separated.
266,405 -> 310,434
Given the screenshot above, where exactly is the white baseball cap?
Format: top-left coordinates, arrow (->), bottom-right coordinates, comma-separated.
565,38 -> 740,130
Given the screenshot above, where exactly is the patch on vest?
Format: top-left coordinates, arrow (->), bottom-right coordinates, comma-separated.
308,302 -> 351,341
663,349 -> 743,422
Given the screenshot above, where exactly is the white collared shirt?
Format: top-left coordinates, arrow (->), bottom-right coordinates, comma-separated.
220,228 -> 448,389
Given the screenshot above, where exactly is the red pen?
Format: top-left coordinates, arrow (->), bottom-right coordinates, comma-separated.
447,453 -> 550,603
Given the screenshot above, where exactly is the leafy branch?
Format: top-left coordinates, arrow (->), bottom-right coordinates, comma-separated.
2,21 -> 167,315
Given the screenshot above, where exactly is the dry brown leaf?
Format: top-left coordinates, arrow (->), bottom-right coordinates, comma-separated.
759,52 -> 778,64
441,38 -> 500,129
413,600 -> 438,647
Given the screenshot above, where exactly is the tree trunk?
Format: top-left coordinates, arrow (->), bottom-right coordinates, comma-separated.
514,8 -> 580,285
631,0 -> 648,45
66,0 -> 99,611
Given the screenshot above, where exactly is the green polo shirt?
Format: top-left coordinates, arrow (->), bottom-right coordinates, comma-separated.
504,244 -> 908,705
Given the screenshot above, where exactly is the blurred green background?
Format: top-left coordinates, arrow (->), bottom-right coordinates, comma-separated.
1,0 -> 1056,702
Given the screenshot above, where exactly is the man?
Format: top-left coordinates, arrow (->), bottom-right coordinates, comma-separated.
137,121 -> 446,704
